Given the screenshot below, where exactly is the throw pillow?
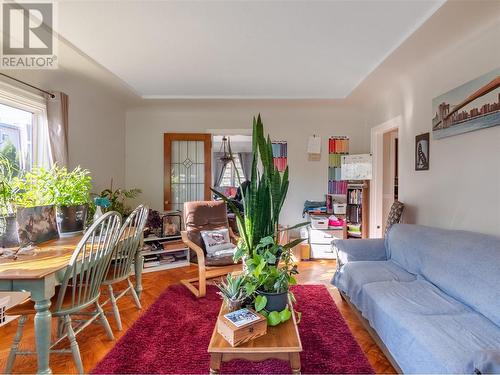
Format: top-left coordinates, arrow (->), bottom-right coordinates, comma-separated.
200,229 -> 234,257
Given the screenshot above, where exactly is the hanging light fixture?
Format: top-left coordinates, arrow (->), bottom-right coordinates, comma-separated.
215,136 -> 233,186
218,136 -> 233,164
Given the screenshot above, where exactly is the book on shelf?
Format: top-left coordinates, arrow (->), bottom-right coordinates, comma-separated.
159,253 -> 176,264
348,189 -> 363,205
328,180 -> 348,195
272,142 -> 287,172
271,142 -> 287,158
144,260 -> 160,268
347,205 -> 362,223
328,137 -> 350,154
162,240 -> 187,251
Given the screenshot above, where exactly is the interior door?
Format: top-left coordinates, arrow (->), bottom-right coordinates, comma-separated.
164,133 -> 212,211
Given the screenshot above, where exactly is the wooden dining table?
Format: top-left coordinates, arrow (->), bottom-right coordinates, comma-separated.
0,235 -> 144,374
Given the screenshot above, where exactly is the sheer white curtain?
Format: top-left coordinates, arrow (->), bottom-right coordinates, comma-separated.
46,92 -> 69,167
239,152 -> 253,182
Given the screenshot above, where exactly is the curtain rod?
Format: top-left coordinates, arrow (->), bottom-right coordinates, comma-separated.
0,73 -> 55,98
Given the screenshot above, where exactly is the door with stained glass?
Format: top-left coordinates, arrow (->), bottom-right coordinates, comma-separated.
164,133 -> 212,211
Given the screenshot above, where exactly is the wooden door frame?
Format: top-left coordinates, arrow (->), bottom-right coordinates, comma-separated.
369,116 -> 401,238
164,133 -> 212,211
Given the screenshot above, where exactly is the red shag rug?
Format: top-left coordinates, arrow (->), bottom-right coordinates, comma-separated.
92,284 -> 374,374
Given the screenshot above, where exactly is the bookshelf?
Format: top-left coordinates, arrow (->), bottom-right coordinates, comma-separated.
328,136 -> 349,195
272,141 -> 287,172
327,136 -> 349,240
346,181 -> 370,239
140,234 -> 189,273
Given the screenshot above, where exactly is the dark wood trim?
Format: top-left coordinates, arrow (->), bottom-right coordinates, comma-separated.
339,291 -> 403,374
163,133 -> 212,211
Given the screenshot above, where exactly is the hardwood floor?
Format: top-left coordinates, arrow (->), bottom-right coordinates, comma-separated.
0,260 -> 395,374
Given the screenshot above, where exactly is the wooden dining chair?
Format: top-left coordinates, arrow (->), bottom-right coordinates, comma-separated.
181,200 -> 240,298
5,211 -> 122,374
101,204 -> 149,331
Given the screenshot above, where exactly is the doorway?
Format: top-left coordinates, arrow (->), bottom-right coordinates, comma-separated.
163,133 -> 212,211
370,117 -> 401,238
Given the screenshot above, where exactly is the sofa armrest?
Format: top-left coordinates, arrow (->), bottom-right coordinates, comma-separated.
334,238 -> 387,268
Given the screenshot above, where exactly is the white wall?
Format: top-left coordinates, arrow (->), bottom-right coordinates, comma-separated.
353,4 -> 500,236
0,39 -> 134,193
125,100 -> 369,225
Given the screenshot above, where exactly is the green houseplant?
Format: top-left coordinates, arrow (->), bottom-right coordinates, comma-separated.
0,155 -> 19,247
216,273 -> 248,312
213,115 -> 306,326
97,181 -> 142,217
13,165 -> 92,236
13,166 -> 55,208
51,165 -> 92,236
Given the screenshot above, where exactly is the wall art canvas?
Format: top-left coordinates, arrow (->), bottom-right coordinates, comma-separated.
415,133 -> 430,171
17,205 -> 59,246
432,67 -> 500,139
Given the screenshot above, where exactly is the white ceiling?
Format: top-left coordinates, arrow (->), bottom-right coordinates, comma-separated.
56,0 -> 444,99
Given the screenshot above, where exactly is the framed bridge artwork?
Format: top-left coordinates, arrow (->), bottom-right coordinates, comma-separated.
432,67 -> 500,139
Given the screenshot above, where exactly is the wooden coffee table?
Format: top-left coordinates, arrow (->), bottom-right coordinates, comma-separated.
208,302 -> 302,374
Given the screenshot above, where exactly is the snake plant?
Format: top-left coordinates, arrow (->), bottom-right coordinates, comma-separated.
212,114 -> 306,261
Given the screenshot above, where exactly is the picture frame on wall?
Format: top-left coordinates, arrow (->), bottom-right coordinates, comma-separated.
432,67 -> 500,139
415,133 -> 430,171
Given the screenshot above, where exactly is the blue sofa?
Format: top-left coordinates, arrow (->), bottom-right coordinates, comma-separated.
332,224 -> 500,374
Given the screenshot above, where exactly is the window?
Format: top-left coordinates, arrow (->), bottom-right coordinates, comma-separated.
220,155 -> 245,187
0,82 -> 51,172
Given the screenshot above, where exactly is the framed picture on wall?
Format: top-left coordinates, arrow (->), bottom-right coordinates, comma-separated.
415,133 -> 430,171
432,67 -> 500,139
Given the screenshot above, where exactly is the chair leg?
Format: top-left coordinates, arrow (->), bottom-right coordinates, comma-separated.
56,316 -> 65,339
96,301 -> 114,340
5,315 -> 27,374
181,261 -> 207,298
107,284 -> 122,331
127,278 -> 142,309
64,315 -> 84,374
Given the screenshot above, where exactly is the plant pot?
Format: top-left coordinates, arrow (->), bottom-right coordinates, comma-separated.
225,298 -> 245,312
17,205 -> 59,245
56,204 -> 88,237
257,289 -> 288,312
0,215 -> 19,247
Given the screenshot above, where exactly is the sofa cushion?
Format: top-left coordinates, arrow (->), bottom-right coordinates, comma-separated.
387,224 -> 500,326
335,260 -> 416,308
361,279 -> 500,373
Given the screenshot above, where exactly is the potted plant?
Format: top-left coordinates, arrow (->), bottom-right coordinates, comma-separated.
97,179 -> 141,217
51,165 -> 92,236
0,156 -> 19,247
213,115 -> 306,326
12,166 -> 59,244
216,273 -> 248,311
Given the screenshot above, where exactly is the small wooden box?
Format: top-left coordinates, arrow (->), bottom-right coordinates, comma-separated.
217,309 -> 267,347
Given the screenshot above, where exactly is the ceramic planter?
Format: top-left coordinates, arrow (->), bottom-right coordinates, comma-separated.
257,289 -> 288,312
0,215 -> 19,247
16,205 -> 59,245
56,204 -> 88,237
